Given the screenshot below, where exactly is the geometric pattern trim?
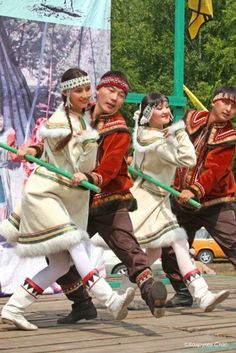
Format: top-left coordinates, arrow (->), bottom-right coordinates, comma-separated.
82,269 -> 100,290
183,269 -> 202,287
136,268 -> 153,289
61,280 -> 83,295
21,277 -> 44,299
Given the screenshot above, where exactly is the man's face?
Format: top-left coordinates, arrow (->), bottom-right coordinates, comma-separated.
211,98 -> 236,123
96,86 -> 126,115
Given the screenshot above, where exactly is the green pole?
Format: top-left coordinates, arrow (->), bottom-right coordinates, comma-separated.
128,165 -> 201,209
0,142 -> 101,193
173,0 -> 186,121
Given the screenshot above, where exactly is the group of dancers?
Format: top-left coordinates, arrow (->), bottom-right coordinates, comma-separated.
0,68 -> 235,330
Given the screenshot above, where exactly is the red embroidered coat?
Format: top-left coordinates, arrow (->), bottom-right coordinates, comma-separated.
88,111 -> 136,215
174,110 -> 236,206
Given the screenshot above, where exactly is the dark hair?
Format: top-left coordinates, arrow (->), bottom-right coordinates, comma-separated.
138,92 -> 168,126
212,86 -> 236,98
100,70 -> 130,90
55,68 -> 89,151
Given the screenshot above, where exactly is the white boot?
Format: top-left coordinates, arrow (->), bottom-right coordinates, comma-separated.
118,276 -> 147,310
1,282 -> 41,330
187,275 -> 230,312
89,276 -> 135,320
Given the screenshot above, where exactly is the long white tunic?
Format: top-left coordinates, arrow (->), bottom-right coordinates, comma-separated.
15,104 -> 99,257
130,120 -> 197,248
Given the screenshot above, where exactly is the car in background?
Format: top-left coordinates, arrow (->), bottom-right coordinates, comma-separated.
103,249 -> 162,275
192,228 -> 226,264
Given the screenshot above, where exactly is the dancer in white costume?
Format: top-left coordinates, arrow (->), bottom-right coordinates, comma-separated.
0,68 -> 134,331
119,92 -> 229,312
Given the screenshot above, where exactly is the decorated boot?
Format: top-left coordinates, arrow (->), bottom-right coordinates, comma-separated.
165,276 -> 193,307
1,278 -> 43,330
118,275 -> 147,310
136,269 -> 167,318
183,269 -> 230,312
57,277 -> 97,324
84,270 -> 135,320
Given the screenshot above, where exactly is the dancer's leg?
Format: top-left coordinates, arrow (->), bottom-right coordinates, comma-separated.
68,242 -> 135,320
1,252 -> 71,330
172,239 -> 230,312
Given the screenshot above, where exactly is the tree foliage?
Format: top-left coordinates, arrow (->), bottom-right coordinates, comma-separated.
111,0 -> 235,108
111,0 -> 236,173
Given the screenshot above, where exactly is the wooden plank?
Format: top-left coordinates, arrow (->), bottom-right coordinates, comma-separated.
0,276 -> 235,353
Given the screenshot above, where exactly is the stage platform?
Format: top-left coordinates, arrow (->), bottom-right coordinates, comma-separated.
0,275 -> 235,353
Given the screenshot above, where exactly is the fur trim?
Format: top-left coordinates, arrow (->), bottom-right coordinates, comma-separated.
0,219 -> 19,243
133,121 -> 185,153
167,120 -> 185,135
39,124 -> 70,139
140,227 -> 187,249
77,129 -> 99,143
91,233 -> 109,249
133,127 -> 164,153
15,229 -> 89,257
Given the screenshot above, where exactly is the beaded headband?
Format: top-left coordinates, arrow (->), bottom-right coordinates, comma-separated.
96,76 -> 129,95
212,92 -> 236,104
139,97 -> 169,125
60,76 -> 91,92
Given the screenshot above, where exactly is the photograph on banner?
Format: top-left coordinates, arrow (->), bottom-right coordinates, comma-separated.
0,0 -> 111,296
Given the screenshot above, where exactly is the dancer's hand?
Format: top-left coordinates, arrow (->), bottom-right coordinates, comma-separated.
178,189 -> 195,204
17,146 -> 37,160
71,172 -> 88,185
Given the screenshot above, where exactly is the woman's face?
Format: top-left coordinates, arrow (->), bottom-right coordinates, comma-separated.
149,100 -> 171,129
66,83 -> 92,112
0,115 -> 4,132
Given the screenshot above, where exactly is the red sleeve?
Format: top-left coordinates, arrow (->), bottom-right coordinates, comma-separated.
190,145 -> 235,197
94,132 -> 130,188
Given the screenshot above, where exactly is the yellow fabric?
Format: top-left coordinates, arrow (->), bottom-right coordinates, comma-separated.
183,85 -> 208,111
188,0 -> 213,40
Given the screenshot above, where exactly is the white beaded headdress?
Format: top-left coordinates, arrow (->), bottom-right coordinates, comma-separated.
60,76 -> 91,92
139,104 -> 154,125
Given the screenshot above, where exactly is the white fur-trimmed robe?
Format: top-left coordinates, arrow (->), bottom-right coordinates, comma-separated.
15,104 -> 99,257
130,120 -> 196,248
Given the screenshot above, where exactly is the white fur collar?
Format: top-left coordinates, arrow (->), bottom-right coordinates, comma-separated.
133,120 -> 185,153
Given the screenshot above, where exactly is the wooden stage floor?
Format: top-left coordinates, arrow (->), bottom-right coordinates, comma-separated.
0,275 -> 235,353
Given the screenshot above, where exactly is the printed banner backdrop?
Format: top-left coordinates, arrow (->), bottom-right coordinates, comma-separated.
0,0 -> 111,295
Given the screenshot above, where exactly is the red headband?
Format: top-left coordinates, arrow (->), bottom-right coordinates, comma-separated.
96,75 -> 129,95
212,92 -> 236,104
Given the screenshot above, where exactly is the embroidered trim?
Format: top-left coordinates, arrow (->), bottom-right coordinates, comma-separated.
96,76 -> 129,95
18,223 -> 78,244
136,269 -> 153,288
183,269 -> 202,287
83,269 -> 100,289
61,280 -> 83,294
212,92 -> 236,104
98,119 -> 129,135
60,76 -> 91,91
190,183 -> 205,198
90,172 -> 103,187
34,169 -> 86,190
8,212 -> 20,230
22,277 -> 44,298
91,191 -> 134,208
186,110 -> 236,145
202,196 -> 235,207
138,222 -> 180,245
